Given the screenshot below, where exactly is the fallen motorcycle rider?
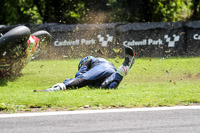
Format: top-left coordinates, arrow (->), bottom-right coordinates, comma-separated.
34,44 -> 135,92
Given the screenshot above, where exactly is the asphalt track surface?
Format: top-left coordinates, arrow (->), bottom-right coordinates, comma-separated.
0,106 -> 200,133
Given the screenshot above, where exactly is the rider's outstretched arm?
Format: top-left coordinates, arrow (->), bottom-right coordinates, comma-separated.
33,59 -> 93,92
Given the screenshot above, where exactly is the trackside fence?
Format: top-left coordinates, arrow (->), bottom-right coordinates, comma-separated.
0,21 -> 200,59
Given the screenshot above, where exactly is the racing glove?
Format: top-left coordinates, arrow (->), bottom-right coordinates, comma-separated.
33,83 -> 66,92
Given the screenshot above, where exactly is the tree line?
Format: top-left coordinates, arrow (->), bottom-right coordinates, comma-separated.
0,0 -> 199,25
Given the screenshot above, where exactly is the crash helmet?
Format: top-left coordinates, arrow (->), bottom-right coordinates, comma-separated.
78,56 -> 94,70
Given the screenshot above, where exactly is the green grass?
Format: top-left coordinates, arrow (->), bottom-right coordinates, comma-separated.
0,57 -> 200,113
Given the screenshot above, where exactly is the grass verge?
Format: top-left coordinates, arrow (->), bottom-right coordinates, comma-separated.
0,57 -> 200,113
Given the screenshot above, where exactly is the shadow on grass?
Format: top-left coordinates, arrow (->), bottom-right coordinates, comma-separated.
0,73 -> 23,86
